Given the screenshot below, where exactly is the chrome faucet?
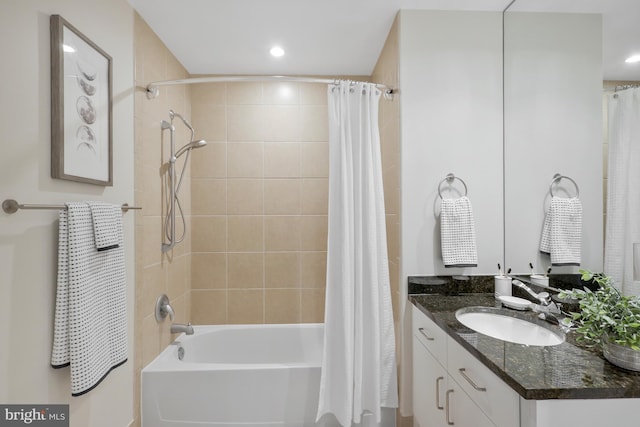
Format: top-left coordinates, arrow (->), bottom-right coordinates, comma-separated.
537,312 -> 572,332
170,322 -> 194,335
512,280 -> 552,305
155,294 -> 194,335
512,280 -> 564,318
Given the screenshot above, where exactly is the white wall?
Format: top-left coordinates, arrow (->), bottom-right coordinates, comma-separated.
504,13 -> 603,274
397,10 -> 504,416
399,10 -> 504,278
0,1 -> 135,426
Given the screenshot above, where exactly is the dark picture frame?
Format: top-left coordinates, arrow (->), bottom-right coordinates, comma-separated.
51,15 -> 113,186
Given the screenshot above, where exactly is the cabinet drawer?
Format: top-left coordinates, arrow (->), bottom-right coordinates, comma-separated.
412,304 -> 447,365
448,336 -> 519,427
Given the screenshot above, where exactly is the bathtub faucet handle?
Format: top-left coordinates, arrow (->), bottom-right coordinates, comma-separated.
164,304 -> 175,322
155,294 -> 175,322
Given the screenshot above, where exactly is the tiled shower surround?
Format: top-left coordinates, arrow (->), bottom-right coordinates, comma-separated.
133,11 -> 400,426
133,12 -> 193,427
188,71 -> 401,326
189,81 -> 334,324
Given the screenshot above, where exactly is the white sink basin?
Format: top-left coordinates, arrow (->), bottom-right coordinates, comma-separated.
455,307 -> 565,347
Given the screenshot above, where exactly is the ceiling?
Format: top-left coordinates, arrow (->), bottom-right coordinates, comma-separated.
128,0 -> 640,81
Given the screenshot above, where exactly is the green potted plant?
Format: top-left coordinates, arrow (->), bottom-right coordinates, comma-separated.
560,270 -> 640,371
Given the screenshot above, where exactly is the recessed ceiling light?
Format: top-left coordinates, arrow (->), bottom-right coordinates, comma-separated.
270,46 -> 285,58
625,54 -> 640,63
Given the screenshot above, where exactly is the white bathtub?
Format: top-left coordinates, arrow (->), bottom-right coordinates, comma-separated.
142,323 -> 330,427
142,323 -> 395,427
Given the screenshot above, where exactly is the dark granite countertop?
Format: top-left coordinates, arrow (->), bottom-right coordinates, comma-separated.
408,275 -> 640,400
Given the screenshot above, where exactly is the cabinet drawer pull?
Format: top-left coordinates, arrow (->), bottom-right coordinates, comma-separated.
435,376 -> 444,410
458,368 -> 487,392
418,327 -> 435,341
445,389 -> 454,425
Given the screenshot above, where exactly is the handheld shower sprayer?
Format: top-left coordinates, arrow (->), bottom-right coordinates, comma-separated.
162,110 -> 208,252
175,139 -> 207,159
168,109 -> 207,159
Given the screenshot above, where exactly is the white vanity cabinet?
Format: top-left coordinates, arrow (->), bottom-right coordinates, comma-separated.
412,305 -> 519,427
412,306 -> 498,427
412,338 -> 448,426
411,300 -> 640,427
412,301 -> 449,426
447,337 -> 520,427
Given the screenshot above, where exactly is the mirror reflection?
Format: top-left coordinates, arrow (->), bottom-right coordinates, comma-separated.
503,4 -> 603,276
504,0 -> 639,292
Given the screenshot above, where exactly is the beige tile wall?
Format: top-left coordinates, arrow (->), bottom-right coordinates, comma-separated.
372,15 -> 405,426
372,15 -> 401,325
189,81 -> 330,324
132,13 -> 193,427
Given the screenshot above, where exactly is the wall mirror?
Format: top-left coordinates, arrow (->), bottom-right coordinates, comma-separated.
503,0 -> 607,275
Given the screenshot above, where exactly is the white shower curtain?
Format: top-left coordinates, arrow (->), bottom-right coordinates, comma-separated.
605,87 -> 640,295
316,81 -> 398,427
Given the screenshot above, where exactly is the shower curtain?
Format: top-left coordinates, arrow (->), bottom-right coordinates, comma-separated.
316,81 -> 398,427
605,87 -> 640,295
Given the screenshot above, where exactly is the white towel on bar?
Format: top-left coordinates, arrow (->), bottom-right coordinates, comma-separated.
440,196 -> 478,268
88,201 -> 121,251
539,197 -> 582,266
51,202 -> 127,396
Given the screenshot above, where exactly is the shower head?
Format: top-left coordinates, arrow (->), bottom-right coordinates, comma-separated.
175,139 -> 207,158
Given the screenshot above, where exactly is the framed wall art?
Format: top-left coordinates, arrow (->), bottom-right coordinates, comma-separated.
50,14 -> 112,186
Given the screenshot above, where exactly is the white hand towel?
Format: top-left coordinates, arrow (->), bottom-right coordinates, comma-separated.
540,197 -> 582,266
51,202 -> 127,396
440,196 -> 478,267
88,201 -> 121,251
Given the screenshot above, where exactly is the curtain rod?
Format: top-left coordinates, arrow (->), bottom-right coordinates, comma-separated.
145,75 -> 396,100
614,84 -> 640,92
607,84 -> 640,98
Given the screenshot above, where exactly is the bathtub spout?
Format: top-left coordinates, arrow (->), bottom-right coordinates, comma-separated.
171,322 -> 194,335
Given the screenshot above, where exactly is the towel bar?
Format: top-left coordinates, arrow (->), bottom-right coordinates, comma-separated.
2,199 -> 142,214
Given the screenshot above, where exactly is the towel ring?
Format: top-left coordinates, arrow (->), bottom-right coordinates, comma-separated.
438,173 -> 468,199
549,173 -> 579,198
